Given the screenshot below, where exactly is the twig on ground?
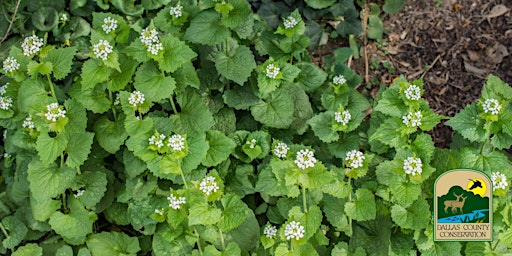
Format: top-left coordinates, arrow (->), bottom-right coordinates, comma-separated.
0,0 -> 22,45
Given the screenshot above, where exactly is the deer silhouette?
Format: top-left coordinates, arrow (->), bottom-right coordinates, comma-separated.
443,193 -> 467,214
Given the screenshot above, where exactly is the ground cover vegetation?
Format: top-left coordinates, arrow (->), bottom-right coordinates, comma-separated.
0,0 -> 511,255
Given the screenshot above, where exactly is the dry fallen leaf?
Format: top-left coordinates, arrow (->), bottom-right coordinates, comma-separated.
486,4 -> 509,19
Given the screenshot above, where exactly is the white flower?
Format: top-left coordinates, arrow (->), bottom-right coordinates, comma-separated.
3,152 -> 11,159
402,111 -> 422,128
154,208 -> 165,215
403,157 -> 422,176
167,194 -> 186,209
0,83 -> 8,95
44,103 -> 66,122
113,93 -> 120,105
170,5 -> 183,18
92,40 -> 113,60
246,138 -> 257,149
284,221 -> 305,240
263,225 -> 278,238
345,150 -> 365,169
273,142 -> 289,158
2,130 -> 6,140
483,98 -> 502,115
140,27 -> 159,45
128,91 -> 145,107
265,63 -> 280,79
0,95 -> 9,110
333,75 -> 346,86
492,172 -> 508,191
283,16 -> 298,29
294,149 -> 317,170
102,17 -> 118,34
22,35 -> 44,56
149,134 -> 166,149
60,13 -> 68,22
404,84 -> 421,100
22,116 -> 35,129
334,110 -> 351,126
3,57 -> 20,73
146,42 -> 163,55
167,134 -> 186,151
200,176 -> 219,196
74,189 -> 85,198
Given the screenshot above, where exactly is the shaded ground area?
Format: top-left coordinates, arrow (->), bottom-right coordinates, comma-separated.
314,0 -> 512,148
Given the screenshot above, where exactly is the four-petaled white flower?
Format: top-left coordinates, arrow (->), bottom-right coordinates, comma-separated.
22,116 -> 35,129
200,176 -> 219,196
93,40 -> 113,60
283,16 -> 298,29
265,63 -> 280,79
149,134 -> 166,149
3,57 -> 20,73
483,98 -> 501,115
402,111 -> 422,128
167,194 -> 186,209
102,17 -> 118,34
335,110 -> 351,126
0,83 -> 7,94
263,225 -> 278,238
273,142 -> 289,158
403,157 -> 422,176
167,134 -> 186,151
492,172 -> 508,191
22,35 -> 44,56
140,27 -> 163,55
74,189 -> 85,198
284,221 -> 305,240
246,138 -> 257,149
345,150 -> 365,169
333,75 -> 347,86
170,5 -> 183,18
44,103 -> 66,122
404,84 -> 421,100
128,90 -> 145,107
294,149 -> 317,170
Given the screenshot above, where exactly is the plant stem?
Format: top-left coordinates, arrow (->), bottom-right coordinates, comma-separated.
77,167 -> 81,175
194,228 -> 203,255
491,239 -> 500,251
170,96 -> 178,114
0,222 -> 9,238
47,74 -> 57,101
302,185 -> 308,213
108,89 -> 117,121
348,178 -> 353,236
178,163 -> 188,189
218,226 -> 226,251
62,193 -> 67,212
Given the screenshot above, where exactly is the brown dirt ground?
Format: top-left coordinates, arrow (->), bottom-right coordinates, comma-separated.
313,0 -> 512,148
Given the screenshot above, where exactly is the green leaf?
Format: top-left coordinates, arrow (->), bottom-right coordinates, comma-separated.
203,130 -> 236,167
28,161 -> 76,201
133,62 -> 176,102
1,215 -> 28,249
184,10 -> 230,45
174,62 -> 201,90
93,115 -> 128,154
27,61 -> 53,76
367,15 -> 383,40
305,0 -> 336,9
223,85 -> 259,110
123,40 -> 150,63
308,112 -> 339,143
419,241 -> 462,256
383,0 -> 405,14
251,87 -> 294,129
74,171 -> 108,207
86,232 -> 140,256
482,74 -> 512,100
369,117 -> 407,148
221,0 -> 252,29
49,197 -> 96,245
68,82 -> 111,114
31,197 -> 61,222
45,47 -> 77,80
124,115 -> 153,137
391,199 -> 430,230
188,204 -> 222,226
344,188 -> 376,221
374,86 -> 407,117
302,205 -> 323,240
218,194 -> 249,231
65,132 -> 94,168
181,132 -> 209,174
35,131 -> 68,164
411,133 -> 435,162
215,44 -> 255,85
109,53 -> 138,91
323,195 -> 350,234
295,62 -> 327,92
171,89 -> 214,136
81,59 -> 112,90
12,244 -> 43,256
157,35 -> 197,73
460,148 -> 512,173
445,104 -> 487,142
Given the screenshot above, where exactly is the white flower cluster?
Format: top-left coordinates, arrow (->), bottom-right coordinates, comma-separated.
273,142 -> 289,158
74,189 -> 85,198
167,194 -> 186,209
402,111 -> 422,128
154,208 -> 165,215
140,27 -> 163,55
263,225 -> 278,238
246,138 -> 257,149
492,172 -> 508,191
102,17 -> 118,34
93,40 -> 113,60
168,134 -> 186,151
149,134 -> 166,149
265,63 -> 280,79
294,149 -> 317,170
0,83 -> 7,94
114,93 -> 120,105
200,176 -> 219,196
22,116 -> 35,129
128,90 -> 145,107
334,110 -> 351,126
284,221 -> 305,240
0,96 -> 12,110
483,98 -> 501,115
3,57 -> 20,73
404,84 -> 421,100
3,152 -> 11,159
44,103 -> 66,122
345,150 -> 365,169
169,5 -> 183,18
403,157 -> 422,176
22,35 -> 44,56
60,13 -> 68,22
283,16 -> 298,29
333,75 -> 347,86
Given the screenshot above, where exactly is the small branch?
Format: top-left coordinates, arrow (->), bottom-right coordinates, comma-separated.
420,55 -> 441,79
362,2 -> 370,86
0,0 -> 22,45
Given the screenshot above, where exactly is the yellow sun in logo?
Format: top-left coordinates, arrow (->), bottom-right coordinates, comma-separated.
467,178 -> 486,196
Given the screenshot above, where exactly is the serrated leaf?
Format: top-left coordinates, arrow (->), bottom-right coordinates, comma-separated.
181,132 -> 209,174
391,199 -> 430,230
174,62 -> 200,90
369,117 -> 407,148
45,47 -> 77,80
28,161 -> 76,201
344,188 -> 376,221
86,232 -> 140,256
133,62 -> 176,102
65,132 -> 94,168
295,62 -> 327,92
171,89 -> 214,136
81,59 -> 112,90
68,82 -> 111,114
302,205 -> 323,240
93,115 -> 128,154
308,112 -> 339,143
74,171 -> 108,207
374,87 -> 407,117
36,132 -> 69,165
411,133 -> 435,163
202,130 -> 236,167
218,194 -> 249,231
49,197 -> 95,245
184,10 -> 230,45
18,78 -> 53,113
482,74 -> 512,101
221,0 -> 252,29
1,215 -> 28,249
223,85 -> 259,110
445,104 -> 487,142
109,53 -> 138,91
323,195 -> 350,234
188,204 -> 222,226
157,35 -> 197,73
419,241 -> 462,256
215,44 -> 255,85
27,61 -> 53,76
31,197 -> 61,222
251,87 -> 294,128
12,244 -> 43,256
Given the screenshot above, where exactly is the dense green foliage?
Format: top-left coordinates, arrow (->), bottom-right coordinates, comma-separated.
0,0 -> 511,255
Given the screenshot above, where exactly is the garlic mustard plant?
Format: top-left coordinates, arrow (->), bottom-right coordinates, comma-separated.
345,150 -> 365,169
74,189 -> 85,198
273,142 -> 289,158
335,110 -> 351,126
0,83 -> 7,94
2,57 -> 20,73
102,17 -> 118,33
284,221 -> 305,240
263,225 -> 278,239
404,84 -> 422,100
44,103 -> 66,122
0,96 -> 12,110
148,133 -> 166,149
402,111 -> 422,128
22,116 -> 35,129
333,75 -> 347,86
283,16 -> 298,29
246,138 -> 257,149
128,91 -> 145,107
167,134 -> 186,151
167,194 -> 186,209
21,35 -> 44,56
482,98 -> 501,115
294,149 -> 317,170
200,176 -> 219,196
265,63 -> 280,79
140,27 -> 163,55
169,5 -> 183,18
92,40 -> 113,60
492,172 -> 508,191
403,157 -> 422,176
